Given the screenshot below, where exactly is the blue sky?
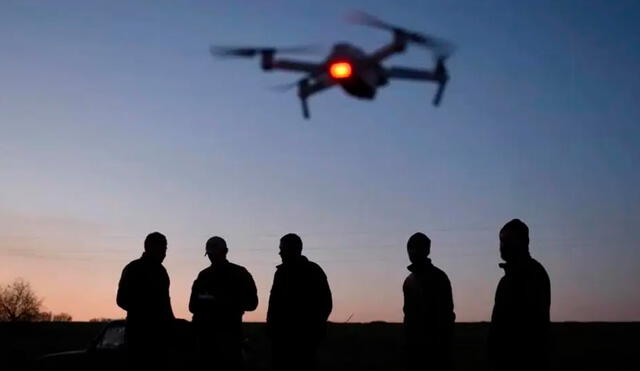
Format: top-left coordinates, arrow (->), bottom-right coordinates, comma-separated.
1,0 -> 639,321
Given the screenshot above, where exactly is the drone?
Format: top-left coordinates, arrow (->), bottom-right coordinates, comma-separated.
210,11 -> 455,119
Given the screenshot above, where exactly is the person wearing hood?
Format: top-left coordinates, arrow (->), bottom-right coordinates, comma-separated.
489,219 -> 551,371
267,233 -> 332,371
117,232 -> 175,369
403,232 -> 455,371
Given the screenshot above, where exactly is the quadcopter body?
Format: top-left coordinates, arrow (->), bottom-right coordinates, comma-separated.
211,12 -> 455,118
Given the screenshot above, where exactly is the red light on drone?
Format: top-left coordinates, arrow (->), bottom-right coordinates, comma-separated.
329,61 -> 352,79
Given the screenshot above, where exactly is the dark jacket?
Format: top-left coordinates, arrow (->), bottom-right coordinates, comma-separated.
189,260 -> 258,331
403,259 -> 455,346
266,256 -> 332,344
117,254 -> 174,354
116,254 -> 175,324
489,257 -> 551,369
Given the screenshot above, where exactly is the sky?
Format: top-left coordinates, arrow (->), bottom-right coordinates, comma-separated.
1,0 -> 639,322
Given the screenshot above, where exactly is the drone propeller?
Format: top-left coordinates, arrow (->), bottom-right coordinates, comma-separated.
347,10 -> 455,58
209,45 -> 320,58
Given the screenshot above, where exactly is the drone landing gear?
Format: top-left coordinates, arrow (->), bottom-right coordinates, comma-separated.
298,79 -> 311,119
432,58 -> 449,106
298,78 -> 333,119
433,79 -> 447,106
300,97 -> 310,119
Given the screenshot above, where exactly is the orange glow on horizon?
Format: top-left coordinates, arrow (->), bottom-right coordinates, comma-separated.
329,61 -> 353,79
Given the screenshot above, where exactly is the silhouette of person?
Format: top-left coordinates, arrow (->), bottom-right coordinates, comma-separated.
189,236 -> 258,371
403,232 -> 455,371
116,232 -> 175,369
489,219 -> 551,371
267,233 -> 332,371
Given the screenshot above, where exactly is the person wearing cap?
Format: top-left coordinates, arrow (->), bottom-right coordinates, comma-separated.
267,233 -> 332,371
489,219 -> 551,371
189,236 -> 258,370
403,232 -> 455,371
117,231 -> 175,369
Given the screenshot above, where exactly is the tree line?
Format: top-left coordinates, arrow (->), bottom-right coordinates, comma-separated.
0,278 -> 72,322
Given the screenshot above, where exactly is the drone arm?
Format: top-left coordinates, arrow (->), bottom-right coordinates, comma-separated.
384,66 -> 438,81
385,65 -> 449,106
370,32 -> 409,62
263,57 -> 323,73
371,43 -> 403,62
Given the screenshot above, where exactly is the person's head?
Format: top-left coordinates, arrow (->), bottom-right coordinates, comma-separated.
144,232 -> 167,263
279,233 -> 302,264
205,236 -> 228,264
499,219 -> 530,262
407,232 -> 431,264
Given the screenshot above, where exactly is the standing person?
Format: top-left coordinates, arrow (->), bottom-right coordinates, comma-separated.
189,236 -> 258,371
117,232 -> 175,369
403,232 -> 455,371
489,219 -> 551,371
267,233 -> 332,371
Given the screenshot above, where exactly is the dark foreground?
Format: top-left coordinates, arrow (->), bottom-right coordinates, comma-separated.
1,322 -> 638,370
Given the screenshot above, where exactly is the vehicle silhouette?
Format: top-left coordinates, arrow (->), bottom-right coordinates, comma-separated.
34,319 -> 197,371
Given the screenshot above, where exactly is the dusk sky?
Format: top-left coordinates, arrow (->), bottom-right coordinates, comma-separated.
1,0 -> 639,322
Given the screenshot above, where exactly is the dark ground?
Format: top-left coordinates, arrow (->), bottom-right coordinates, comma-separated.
1,322 -> 638,370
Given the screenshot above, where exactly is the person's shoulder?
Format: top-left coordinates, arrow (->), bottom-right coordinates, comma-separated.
306,259 -> 325,273
228,262 -> 252,275
123,258 -> 143,272
197,266 -> 214,278
495,273 -> 509,292
121,258 -> 152,280
301,259 -> 327,280
430,263 -> 452,282
529,258 -> 550,279
430,263 -> 448,276
529,257 -> 546,269
227,261 -> 246,270
403,272 -> 417,289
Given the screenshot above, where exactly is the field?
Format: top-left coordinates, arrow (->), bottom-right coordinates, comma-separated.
1,322 -> 638,370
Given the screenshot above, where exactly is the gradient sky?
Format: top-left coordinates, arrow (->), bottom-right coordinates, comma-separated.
1,0 -> 639,322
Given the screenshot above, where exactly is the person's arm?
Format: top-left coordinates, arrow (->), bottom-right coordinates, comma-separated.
266,270 -> 281,338
167,297 -> 175,320
116,265 -> 132,311
488,276 -> 509,365
531,269 -> 551,324
402,276 -> 418,332
442,273 -> 456,325
188,277 -> 200,314
163,268 -> 175,320
520,268 -> 551,339
318,267 -> 332,321
242,269 -> 259,312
